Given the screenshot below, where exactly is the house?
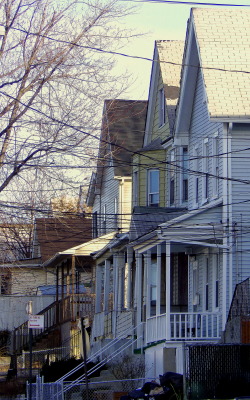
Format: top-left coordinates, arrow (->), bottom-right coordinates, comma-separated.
128,8 -> 250,380
86,99 -> 147,352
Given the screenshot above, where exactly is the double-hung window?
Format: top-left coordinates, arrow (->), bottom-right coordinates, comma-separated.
170,149 -> 175,205
193,146 -> 199,207
133,171 -> 138,207
159,88 -> 166,127
92,211 -> 98,238
202,138 -> 209,202
182,147 -> 188,202
102,204 -> 107,234
147,169 -> 159,207
212,132 -> 219,198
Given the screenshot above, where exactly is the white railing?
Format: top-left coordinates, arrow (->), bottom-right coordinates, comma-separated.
146,312 -> 222,343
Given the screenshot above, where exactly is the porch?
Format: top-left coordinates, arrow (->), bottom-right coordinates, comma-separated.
146,311 -> 222,343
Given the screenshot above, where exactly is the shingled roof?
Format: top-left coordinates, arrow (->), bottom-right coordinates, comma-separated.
97,99 -> 147,179
34,216 -> 92,263
156,40 -> 183,133
192,8 -> 250,120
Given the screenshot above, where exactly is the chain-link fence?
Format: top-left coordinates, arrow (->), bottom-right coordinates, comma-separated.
63,378 -> 145,400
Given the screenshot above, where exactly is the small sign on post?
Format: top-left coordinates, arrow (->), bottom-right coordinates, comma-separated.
28,315 -> 44,329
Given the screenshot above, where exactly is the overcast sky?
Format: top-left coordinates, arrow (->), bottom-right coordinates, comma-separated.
114,0 -> 250,100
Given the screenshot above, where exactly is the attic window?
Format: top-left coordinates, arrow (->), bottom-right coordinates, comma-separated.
159,88 -> 166,127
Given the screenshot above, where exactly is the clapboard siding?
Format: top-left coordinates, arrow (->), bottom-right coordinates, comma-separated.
189,69 -> 223,209
231,130 -> 250,283
151,71 -> 171,141
92,162 -> 119,234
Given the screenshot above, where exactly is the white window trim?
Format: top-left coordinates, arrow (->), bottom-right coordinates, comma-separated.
180,147 -> 188,204
213,253 -> 220,311
147,169 -> 160,207
192,145 -> 199,209
202,138 -> 209,204
204,256 -> 209,312
133,171 -> 138,207
169,149 -> 175,206
212,131 -> 219,200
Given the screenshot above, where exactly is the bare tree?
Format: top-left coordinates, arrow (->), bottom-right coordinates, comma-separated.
0,0 -> 133,194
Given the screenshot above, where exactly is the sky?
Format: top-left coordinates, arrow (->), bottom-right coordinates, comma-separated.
113,0 -> 250,100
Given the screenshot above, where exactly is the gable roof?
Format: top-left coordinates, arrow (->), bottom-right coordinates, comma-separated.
157,40 -> 184,132
176,8 -> 250,130
144,40 -> 183,144
89,99 -> 147,205
194,8 -> 250,121
35,216 -> 92,263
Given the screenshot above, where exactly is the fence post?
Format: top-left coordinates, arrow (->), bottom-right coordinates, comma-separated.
183,342 -> 187,400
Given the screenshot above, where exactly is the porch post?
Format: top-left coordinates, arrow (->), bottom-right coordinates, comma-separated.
156,244 -> 162,316
136,251 -> 143,348
95,264 -> 102,313
103,259 -> 111,313
117,253 -> 124,312
166,242 -> 171,340
126,247 -> 133,309
146,250 -> 151,319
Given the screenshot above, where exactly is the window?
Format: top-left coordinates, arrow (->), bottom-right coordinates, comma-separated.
212,133 -> 219,198
0,273 -> 11,295
102,204 -> 106,234
170,149 -> 175,205
159,88 -> 166,127
182,147 -> 188,202
133,171 -> 138,207
202,139 -> 209,202
114,197 -> 118,229
193,146 -> 199,206
92,211 -> 98,238
214,253 -> 219,309
192,260 -> 199,308
147,169 -> 159,207
150,259 -> 157,308
204,257 -> 209,311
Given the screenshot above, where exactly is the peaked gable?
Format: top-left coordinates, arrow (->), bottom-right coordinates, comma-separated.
144,40 -> 183,145
175,7 -> 250,134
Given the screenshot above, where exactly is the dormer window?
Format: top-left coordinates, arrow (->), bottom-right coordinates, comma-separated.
159,87 -> 166,127
147,169 -> 159,207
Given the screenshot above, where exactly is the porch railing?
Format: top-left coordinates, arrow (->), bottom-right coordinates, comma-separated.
12,293 -> 95,354
146,312 -> 222,343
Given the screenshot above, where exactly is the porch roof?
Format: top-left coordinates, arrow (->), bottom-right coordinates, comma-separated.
42,232 -> 116,267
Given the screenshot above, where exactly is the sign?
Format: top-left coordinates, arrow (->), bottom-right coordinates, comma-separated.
28,315 -> 44,329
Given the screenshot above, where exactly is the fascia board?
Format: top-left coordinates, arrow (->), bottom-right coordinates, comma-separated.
175,15 -> 200,136
144,42 -> 159,147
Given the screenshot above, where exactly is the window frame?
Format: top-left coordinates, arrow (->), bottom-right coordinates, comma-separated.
181,147 -> 188,203
202,138 -> 209,203
212,132 -> 219,199
147,169 -> 160,207
169,149 -> 175,206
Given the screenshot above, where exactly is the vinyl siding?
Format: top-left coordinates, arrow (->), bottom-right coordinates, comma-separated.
231,128 -> 250,284
92,162 -> 119,234
188,69 -> 223,209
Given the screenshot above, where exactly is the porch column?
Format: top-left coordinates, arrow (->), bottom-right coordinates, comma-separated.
156,244 -> 162,315
136,251 -> 143,348
103,259 -> 111,313
95,264 -> 102,313
117,252 -> 124,311
126,247 -> 133,309
166,242 -> 171,340
146,250 -> 151,319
